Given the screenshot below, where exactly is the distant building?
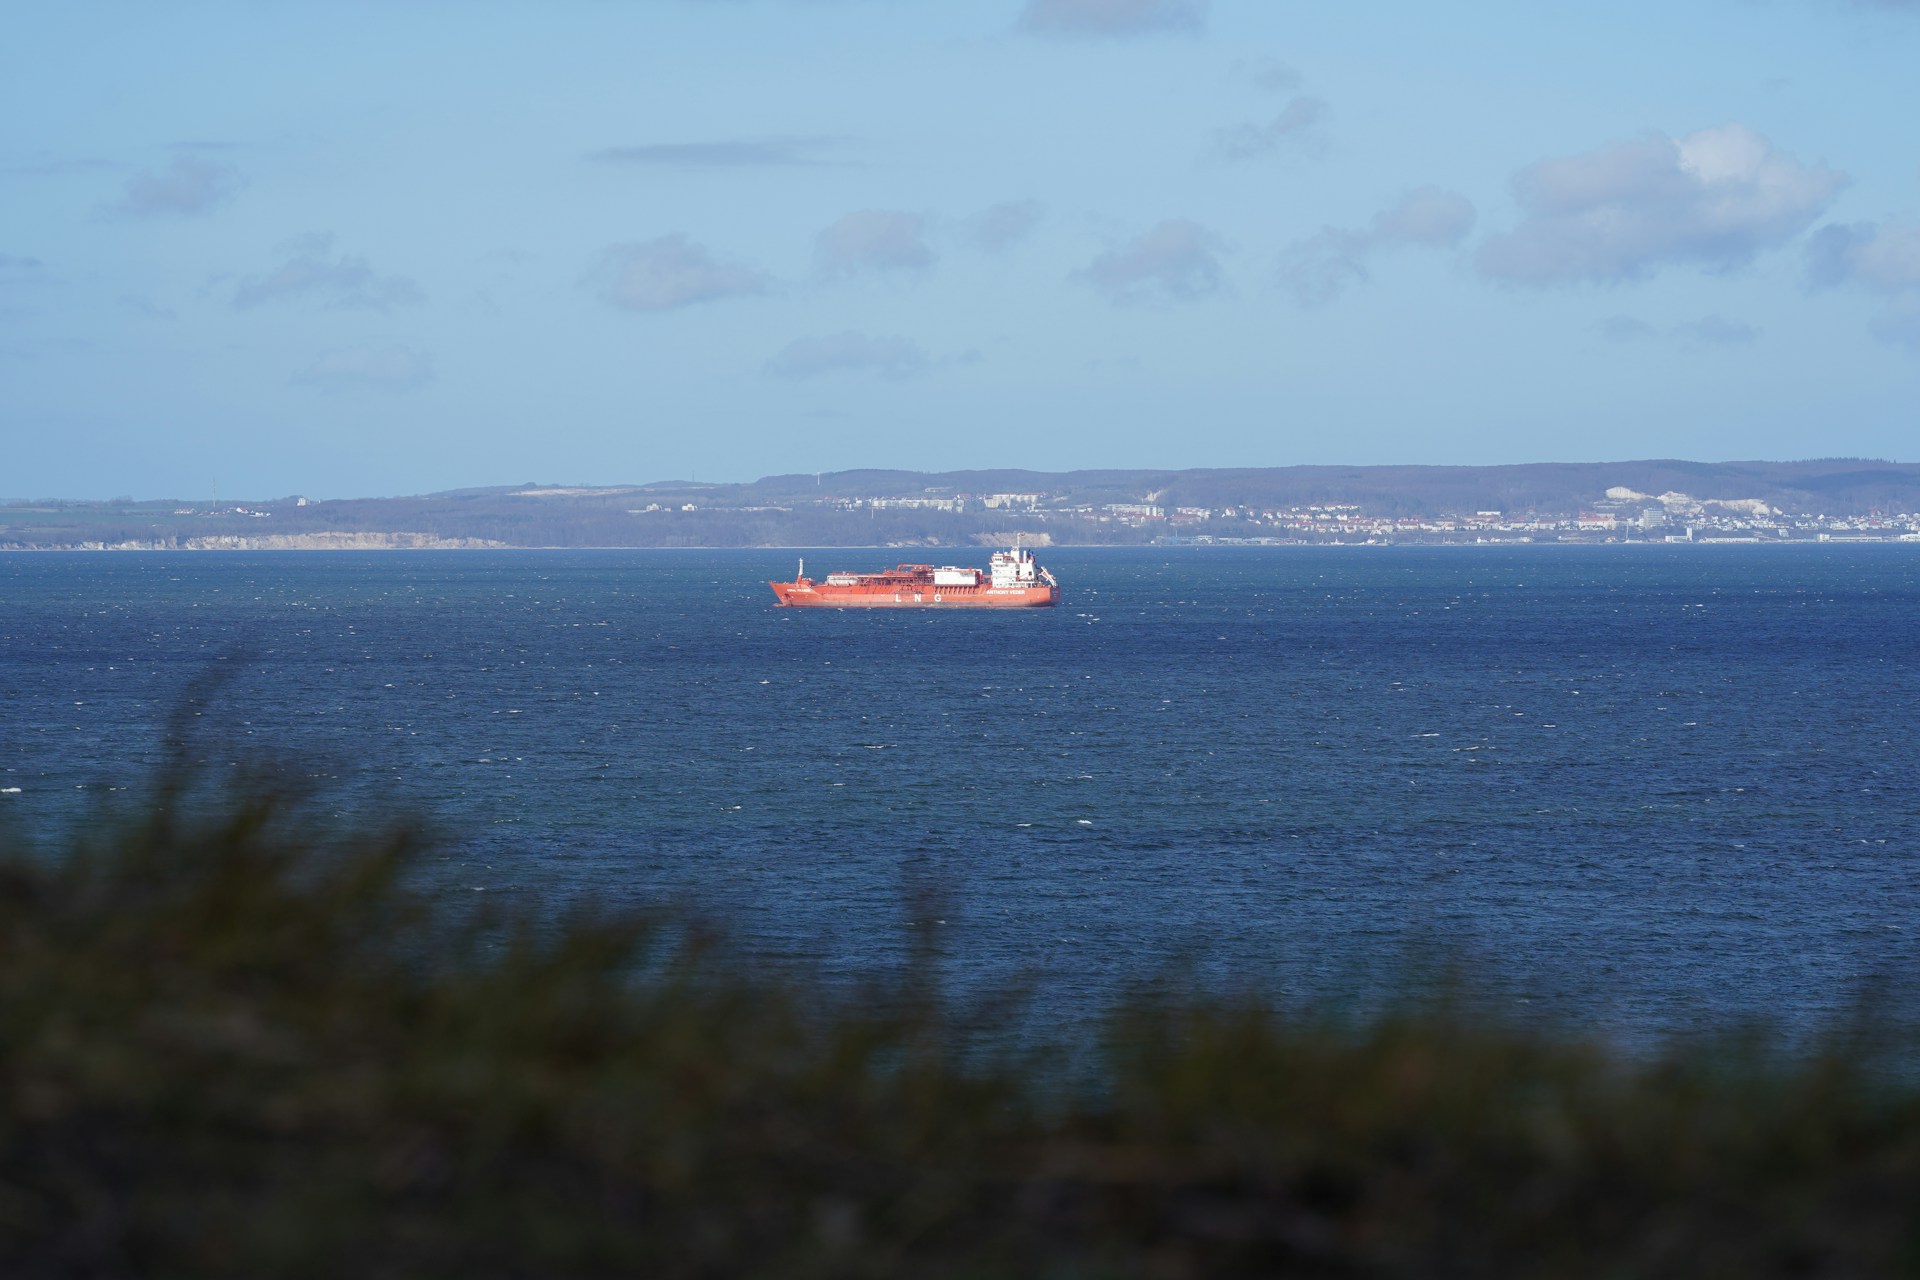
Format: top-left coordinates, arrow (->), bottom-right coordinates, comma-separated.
866,497 -> 961,512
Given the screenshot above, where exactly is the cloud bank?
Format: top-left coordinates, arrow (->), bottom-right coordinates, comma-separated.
588,235 -> 769,311
235,234 -> 423,311
1279,187 -> 1476,305
815,210 -> 934,276
1478,124 -> 1845,285
1019,0 -> 1205,36
765,331 -> 926,380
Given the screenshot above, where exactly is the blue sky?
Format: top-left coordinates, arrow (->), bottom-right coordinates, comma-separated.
4,0 -> 1917,499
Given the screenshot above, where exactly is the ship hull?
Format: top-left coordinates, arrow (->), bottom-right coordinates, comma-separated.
769,542 -> 1059,608
770,582 -> 1057,608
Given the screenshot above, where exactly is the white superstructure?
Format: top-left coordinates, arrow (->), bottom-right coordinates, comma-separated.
988,544 -> 1056,590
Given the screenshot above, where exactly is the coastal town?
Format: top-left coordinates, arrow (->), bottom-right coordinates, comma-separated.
824,485 -> 1920,544
7,462 -> 1920,550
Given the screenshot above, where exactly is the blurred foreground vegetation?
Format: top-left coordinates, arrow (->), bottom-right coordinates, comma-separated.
3,759 -> 1918,1278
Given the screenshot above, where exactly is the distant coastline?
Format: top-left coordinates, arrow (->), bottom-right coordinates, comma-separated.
16,540 -> 1919,553
7,459 -> 1919,551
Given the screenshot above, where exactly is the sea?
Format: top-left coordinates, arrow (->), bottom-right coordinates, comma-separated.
4,545 -> 1917,1045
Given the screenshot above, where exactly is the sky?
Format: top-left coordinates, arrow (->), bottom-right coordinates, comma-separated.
3,0 -> 1918,499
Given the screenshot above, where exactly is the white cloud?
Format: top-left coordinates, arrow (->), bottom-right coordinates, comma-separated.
1596,314 -> 1657,343
295,344 -> 434,393
1215,96 -> 1326,161
120,295 -> 178,321
966,200 -> 1044,252
815,210 -> 934,276
1372,188 -> 1479,247
109,156 -> 240,218
1869,309 -> 1920,355
1239,58 -> 1302,94
765,331 -> 926,380
1804,221 -> 1920,355
588,235 -> 768,311
1805,221 -> 1920,293
234,234 -> 423,311
1673,314 -> 1760,344
1278,187 -> 1476,305
587,136 -> 846,168
1277,235 -> 1366,307
1075,219 -> 1224,305
1478,125 -> 1846,285
1019,0 -> 1205,35
1595,313 -> 1759,345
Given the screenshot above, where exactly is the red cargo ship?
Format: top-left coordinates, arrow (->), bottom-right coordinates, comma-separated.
769,543 -> 1059,608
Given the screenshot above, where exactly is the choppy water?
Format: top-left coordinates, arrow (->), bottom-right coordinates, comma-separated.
4,546 -> 1917,1041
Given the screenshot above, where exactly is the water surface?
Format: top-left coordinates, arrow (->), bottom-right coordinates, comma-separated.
4,545 -> 1916,1041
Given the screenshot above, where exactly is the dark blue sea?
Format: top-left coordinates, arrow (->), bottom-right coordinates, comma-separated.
4,546 -> 1917,1044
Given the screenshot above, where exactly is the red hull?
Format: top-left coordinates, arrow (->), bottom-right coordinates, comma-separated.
769,580 -> 1057,608
771,547 -> 1059,608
